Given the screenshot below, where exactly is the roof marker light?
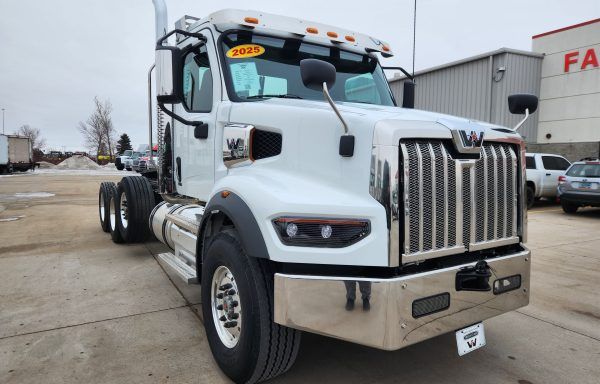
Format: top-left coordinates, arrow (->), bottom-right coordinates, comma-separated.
306,27 -> 319,34
345,35 -> 356,42
327,31 -> 338,38
382,44 -> 391,52
244,17 -> 259,24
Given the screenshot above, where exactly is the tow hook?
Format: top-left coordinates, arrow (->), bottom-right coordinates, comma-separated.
455,260 -> 492,292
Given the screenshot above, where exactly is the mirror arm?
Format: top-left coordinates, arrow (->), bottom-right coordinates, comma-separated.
158,102 -> 206,128
513,108 -> 529,132
156,29 -> 206,48
381,66 -> 414,81
322,82 -> 349,135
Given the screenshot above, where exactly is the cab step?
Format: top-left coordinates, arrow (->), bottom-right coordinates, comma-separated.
157,252 -> 198,284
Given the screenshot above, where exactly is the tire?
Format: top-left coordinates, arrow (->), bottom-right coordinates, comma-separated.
561,200 -> 578,214
114,176 -> 156,243
126,167 -> 132,171
526,186 -> 535,209
98,182 -> 116,232
116,164 -> 125,171
109,194 -> 125,243
201,232 -> 301,384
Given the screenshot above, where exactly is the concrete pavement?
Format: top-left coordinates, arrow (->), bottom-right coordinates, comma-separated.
0,173 -> 598,383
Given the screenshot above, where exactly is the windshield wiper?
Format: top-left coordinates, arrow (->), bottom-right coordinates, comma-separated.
246,94 -> 303,99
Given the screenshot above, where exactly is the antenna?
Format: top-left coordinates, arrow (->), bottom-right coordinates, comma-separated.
412,0 -> 417,77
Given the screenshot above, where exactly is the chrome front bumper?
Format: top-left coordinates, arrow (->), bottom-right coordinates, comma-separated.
274,248 -> 530,350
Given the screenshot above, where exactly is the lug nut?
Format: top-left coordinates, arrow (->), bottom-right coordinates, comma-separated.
224,321 -> 238,328
219,315 -> 227,322
231,300 -> 239,307
227,289 -> 236,296
216,304 -> 223,310
216,293 -> 224,299
219,283 -> 232,291
230,313 -> 239,319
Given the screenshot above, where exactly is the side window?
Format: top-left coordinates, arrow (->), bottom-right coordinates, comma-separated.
345,73 -> 381,104
555,157 -> 571,171
526,156 -> 536,170
542,156 -> 570,171
183,45 -> 213,112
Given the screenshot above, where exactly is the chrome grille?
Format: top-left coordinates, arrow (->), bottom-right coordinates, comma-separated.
400,140 -> 519,263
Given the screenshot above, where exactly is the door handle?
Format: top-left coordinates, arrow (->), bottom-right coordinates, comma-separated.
546,173 -> 551,176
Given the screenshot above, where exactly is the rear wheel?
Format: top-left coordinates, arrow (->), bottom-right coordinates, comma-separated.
201,232 -> 301,384
98,182 -> 116,232
109,194 -> 124,243
114,176 -> 156,243
116,164 -> 125,171
526,186 -> 535,209
561,200 -> 578,214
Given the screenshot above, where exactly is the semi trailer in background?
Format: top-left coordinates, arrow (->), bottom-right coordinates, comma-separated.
0,134 -> 35,174
96,1 -> 539,382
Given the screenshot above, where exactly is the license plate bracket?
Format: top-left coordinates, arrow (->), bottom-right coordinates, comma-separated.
456,323 -> 486,356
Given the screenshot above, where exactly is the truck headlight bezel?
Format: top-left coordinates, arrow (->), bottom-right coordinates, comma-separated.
272,217 -> 371,248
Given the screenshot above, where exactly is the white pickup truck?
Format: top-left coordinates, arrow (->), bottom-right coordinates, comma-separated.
525,153 -> 571,208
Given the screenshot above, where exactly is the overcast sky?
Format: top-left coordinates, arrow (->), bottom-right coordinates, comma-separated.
0,0 -> 598,151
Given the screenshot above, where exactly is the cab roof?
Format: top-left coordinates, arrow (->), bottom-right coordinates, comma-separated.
188,9 -> 394,57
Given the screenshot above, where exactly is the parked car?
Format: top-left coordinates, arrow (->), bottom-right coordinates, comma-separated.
557,160 -> 600,213
525,153 -> 571,208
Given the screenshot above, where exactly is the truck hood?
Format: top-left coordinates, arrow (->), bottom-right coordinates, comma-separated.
254,98 -> 523,145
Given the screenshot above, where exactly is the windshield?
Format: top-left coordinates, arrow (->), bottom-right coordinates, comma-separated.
566,163 -> 600,178
220,31 -> 395,106
123,150 -> 133,157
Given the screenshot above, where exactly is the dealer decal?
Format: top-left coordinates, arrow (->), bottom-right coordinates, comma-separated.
226,44 -> 265,59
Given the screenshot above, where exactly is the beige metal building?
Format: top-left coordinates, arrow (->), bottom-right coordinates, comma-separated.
389,18 -> 600,160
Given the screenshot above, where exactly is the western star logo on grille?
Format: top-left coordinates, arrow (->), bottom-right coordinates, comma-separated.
459,130 -> 484,148
450,129 -> 485,155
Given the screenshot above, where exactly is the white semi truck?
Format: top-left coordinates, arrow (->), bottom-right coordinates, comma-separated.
97,2 -> 539,382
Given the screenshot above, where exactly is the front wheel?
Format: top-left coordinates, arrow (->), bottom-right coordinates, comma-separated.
201,232 -> 301,384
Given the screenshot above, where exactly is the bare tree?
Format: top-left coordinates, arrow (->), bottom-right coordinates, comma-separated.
17,125 -> 46,150
78,97 -> 117,157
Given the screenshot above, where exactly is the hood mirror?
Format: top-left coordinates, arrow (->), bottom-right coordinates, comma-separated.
300,59 -> 354,157
508,94 -> 538,132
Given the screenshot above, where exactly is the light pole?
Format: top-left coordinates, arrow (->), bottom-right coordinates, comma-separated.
1,108 -> 5,134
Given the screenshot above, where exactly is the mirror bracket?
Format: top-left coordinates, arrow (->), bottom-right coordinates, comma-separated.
158,103 -> 208,138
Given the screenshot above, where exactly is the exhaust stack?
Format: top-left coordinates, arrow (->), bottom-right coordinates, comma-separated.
152,0 -> 168,41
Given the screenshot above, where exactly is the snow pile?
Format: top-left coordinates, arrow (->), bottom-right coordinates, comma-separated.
38,161 -> 56,169
102,162 -> 116,168
55,155 -> 101,170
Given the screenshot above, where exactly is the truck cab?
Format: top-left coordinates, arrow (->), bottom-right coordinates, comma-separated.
97,4 -> 539,383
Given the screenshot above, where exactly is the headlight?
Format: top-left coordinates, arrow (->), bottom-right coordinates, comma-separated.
272,217 -> 370,248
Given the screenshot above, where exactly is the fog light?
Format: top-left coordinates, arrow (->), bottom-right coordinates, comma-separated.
493,275 -> 521,295
286,223 -> 298,238
321,224 -> 332,239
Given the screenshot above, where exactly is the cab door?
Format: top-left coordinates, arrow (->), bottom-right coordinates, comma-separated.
172,29 -> 220,201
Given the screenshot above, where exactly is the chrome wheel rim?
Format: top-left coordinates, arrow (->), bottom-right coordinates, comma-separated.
211,265 -> 242,348
109,196 -> 116,230
99,191 -> 105,222
119,192 -> 128,229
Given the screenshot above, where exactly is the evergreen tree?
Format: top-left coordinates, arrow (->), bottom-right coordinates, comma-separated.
116,133 -> 132,154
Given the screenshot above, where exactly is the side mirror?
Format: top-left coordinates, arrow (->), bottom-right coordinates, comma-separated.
300,59 -> 336,90
508,94 -> 538,115
402,81 -> 415,109
155,46 -> 183,104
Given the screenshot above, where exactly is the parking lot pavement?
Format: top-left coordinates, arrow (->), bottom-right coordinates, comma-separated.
1,174 -> 599,384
